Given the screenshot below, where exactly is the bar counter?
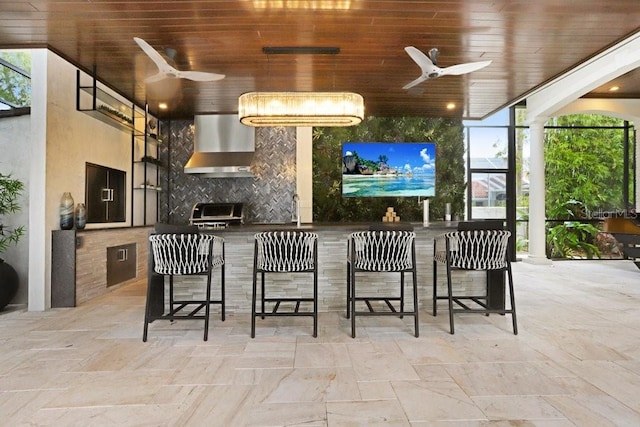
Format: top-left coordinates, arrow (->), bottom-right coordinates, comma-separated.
150,222 -> 490,315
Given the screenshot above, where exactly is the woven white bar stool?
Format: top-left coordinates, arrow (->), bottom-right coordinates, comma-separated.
346,230 -> 418,338
251,231 -> 318,338
144,233 -> 225,341
433,229 -> 517,334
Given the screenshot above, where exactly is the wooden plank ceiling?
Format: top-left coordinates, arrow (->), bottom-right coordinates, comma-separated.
0,1 -> 639,120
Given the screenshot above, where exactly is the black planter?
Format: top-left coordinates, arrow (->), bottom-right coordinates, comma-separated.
0,259 -> 19,310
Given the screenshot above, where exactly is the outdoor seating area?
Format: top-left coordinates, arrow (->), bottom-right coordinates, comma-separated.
2,5 -> 640,426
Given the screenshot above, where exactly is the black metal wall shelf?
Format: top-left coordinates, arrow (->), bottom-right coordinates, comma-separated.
131,104 -> 162,226
76,70 -> 143,135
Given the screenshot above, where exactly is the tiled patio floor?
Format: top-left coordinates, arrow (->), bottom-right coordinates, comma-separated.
2,259 -> 640,426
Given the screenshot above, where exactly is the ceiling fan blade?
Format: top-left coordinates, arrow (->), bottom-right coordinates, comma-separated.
177,70 -> 226,82
440,60 -> 492,76
144,72 -> 169,84
404,46 -> 438,74
134,37 -> 225,83
403,75 -> 428,90
133,37 -> 171,72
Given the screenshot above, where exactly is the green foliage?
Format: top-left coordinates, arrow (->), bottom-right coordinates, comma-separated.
543,114 -> 629,259
0,51 -> 31,107
0,173 -> 25,255
545,114 -> 627,215
545,199 -> 600,259
312,116 -> 465,222
546,221 -> 601,259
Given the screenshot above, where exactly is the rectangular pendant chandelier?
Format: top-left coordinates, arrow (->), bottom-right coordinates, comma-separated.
238,91 -> 364,127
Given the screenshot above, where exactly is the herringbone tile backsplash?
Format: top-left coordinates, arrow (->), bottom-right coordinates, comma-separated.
159,121 -> 297,224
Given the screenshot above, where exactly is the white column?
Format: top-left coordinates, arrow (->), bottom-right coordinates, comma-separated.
526,119 -> 551,264
296,127 -> 313,223
636,124 -> 640,207
28,49 -> 49,310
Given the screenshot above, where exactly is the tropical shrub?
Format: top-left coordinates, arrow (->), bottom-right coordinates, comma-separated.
545,200 -> 600,259
0,173 -> 25,256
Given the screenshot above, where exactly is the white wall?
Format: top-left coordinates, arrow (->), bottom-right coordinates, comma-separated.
0,115 -> 31,304
24,49 -> 137,310
46,51 -> 132,231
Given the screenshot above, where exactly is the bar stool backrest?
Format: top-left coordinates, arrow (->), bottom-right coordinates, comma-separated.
349,230 -> 416,272
254,231 -> 318,272
149,234 -> 223,275
440,230 -> 511,270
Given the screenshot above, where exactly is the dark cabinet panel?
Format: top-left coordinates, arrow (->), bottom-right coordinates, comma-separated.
106,243 -> 137,287
108,168 -> 126,222
85,163 -> 126,223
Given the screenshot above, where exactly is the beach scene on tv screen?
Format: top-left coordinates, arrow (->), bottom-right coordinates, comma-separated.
342,142 -> 436,197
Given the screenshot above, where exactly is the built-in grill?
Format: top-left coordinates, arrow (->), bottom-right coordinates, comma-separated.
189,202 -> 245,229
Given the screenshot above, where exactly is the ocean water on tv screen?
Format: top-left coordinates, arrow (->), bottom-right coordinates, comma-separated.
342,174 -> 435,197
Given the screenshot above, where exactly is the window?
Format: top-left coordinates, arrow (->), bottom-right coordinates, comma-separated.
0,50 -> 31,114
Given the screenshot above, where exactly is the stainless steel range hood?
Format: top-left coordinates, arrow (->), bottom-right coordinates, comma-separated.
184,114 -> 255,178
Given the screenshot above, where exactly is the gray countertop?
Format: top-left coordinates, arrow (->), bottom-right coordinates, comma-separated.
71,222 -> 458,233
204,221 -> 457,233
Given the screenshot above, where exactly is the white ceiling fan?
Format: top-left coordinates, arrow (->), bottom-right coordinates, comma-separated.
133,37 -> 225,84
402,46 -> 491,90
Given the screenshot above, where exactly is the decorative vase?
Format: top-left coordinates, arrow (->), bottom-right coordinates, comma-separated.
60,192 -> 74,230
75,203 -> 86,230
0,259 -> 19,311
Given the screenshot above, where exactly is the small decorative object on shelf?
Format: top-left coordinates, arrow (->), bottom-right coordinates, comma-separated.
382,206 -> 400,223
75,203 -> 86,230
60,192 -> 74,230
147,118 -> 158,139
140,156 -> 163,166
98,104 -> 133,125
139,182 -> 162,191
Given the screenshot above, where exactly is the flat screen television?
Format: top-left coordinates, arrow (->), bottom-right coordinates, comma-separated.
342,142 -> 436,197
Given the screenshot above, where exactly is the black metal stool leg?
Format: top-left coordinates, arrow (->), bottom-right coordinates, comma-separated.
432,260 -> 438,316
446,262 -> 455,334
346,261 -> 351,319
313,269 -> 318,338
400,271 -> 405,319
220,263 -> 226,321
351,266 -> 357,338
204,270 -> 212,341
251,266 -> 258,338
143,274 -> 155,342
507,264 -> 518,335
412,267 -> 419,337
260,271 -> 266,319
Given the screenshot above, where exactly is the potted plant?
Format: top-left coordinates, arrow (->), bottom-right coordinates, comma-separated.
0,173 -> 25,310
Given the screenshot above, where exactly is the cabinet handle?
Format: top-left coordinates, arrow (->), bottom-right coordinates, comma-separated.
101,188 -> 114,202
117,248 -> 128,261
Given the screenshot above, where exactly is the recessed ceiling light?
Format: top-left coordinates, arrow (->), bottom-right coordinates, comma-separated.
609,86 -> 620,92
446,103 -> 456,110
158,102 -> 168,110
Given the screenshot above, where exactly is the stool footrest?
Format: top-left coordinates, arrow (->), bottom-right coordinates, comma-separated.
353,297 -> 402,313
166,302 -> 206,317
172,299 -> 224,305
259,297 -> 315,314
353,311 -> 417,317
451,308 -> 514,314
255,312 -> 317,317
